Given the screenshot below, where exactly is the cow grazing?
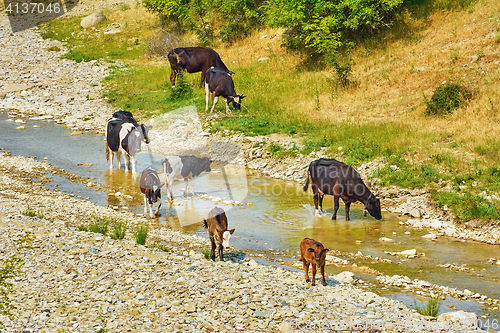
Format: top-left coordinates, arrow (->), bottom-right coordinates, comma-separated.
303,158 -> 382,221
168,47 -> 232,87
300,238 -> 329,286
139,167 -> 164,218
203,207 -> 235,261
105,113 -> 152,175
163,155 -> 212,200
205,66 -> 245,113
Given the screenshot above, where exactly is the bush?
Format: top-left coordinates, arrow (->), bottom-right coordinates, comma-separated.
201,248 -> 212,260
424,83 -> 473,116
413,296 -> 442,317
23,205 -> 45,219
135,224 -> 149,245
110,221 -> 127,240
170,71 -> 192,101
88,218 -> 110,235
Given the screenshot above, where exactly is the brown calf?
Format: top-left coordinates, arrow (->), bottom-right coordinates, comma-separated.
300,238 -> 329,286
203,207 -> 235,261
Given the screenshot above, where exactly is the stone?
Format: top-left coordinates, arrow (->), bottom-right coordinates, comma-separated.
2,84 -> 31,93
81,12 -> 106,29
422,233 -> 437,240
437,311 -> 477,327
258,57 -> 270,63
400,249 -> 417,256
333,271 -> 354,284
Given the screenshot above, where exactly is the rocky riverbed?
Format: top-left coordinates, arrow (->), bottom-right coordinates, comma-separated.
0,11 -> 499,332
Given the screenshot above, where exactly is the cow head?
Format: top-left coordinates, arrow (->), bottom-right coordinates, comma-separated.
307,246 -> 329,264
149,182 -> 164,203
216,228 -> 235,249
365,194 -> 382,220
229,94 -> 246,110
139,124 -> 152,144
201,157 -> 212,172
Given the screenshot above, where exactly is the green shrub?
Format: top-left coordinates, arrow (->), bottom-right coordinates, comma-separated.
413,296 -> 442,317
81,217 -> 111,235
110,221 -> 127,240
424,83 -> 473,116
201,248 -> 212,260
23,206 -> 45,219
170,71 -> 192,101
135,224 -> 149,245
148,242 -> 171,252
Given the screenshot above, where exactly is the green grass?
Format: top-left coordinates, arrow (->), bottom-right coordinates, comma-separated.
110,220 -> 127,240
23,206 -> 45,219
148,241 -> 171,252
79,217 -> 111,235
134,224 -> 149,245
431,191 -> 500,222
201,248 -> 212,260
413,296 -> 442,317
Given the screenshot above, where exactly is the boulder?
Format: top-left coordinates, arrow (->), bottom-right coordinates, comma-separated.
333,271 -> 354,284
437,311 -> 477,327
400,249 -> 417,256
81,12 -> 106,29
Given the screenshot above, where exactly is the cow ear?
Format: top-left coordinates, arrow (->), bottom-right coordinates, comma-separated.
159,183 -> 165,189
240,95 -> 246,99
229,228 -> 235,235
307,248 -> 315,252
148,125 -> 152,130
324,248 -> 330,252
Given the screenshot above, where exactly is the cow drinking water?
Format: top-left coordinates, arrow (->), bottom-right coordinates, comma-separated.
168,47 -> 232,87
204,66 -> 245,113
300,238 -> 329,286
105,112 -> 151,175
303,158 -> 382,221
139,167 -> 164,219
163,155 -> 212,200
203,207 -> 235,261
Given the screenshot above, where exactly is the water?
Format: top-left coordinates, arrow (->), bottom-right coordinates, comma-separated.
1,111 -> 499,326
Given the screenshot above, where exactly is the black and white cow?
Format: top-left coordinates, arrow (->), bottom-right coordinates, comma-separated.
139,167 -> 164,218
105,114 -> 151,175
204,66 -> 245,113
163,155 -> 212,200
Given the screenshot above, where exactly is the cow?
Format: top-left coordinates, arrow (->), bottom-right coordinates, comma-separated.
105,114 -> 152,175
205,66 -> 245,113
168,47 -> 232,87
303,158 -> 382,221
300,238 -> 329,286
139,167 -> 164,218
163,155 -> 212,200
203,207 -> 235,261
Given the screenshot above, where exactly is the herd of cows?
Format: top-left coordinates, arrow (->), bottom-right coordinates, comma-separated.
102,46 -> 383,285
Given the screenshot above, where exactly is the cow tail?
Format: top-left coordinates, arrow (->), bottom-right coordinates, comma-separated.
203,218 -> 208,229
105,143 -> 110,162
303,164 -> 311,192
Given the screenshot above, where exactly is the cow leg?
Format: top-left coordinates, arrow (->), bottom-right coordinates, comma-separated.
344,199 -> 351,221
332,195 -> 340,220
131,155 -> 137,175
143,194 -> 148,216
183,178 -> 189,196
210,96 -> 219,113
149,203 -> 154,219
204,82 -> 210,112
311,264 -> 317,286
318,193 -> 325,213
223,98 -> 231,114
210,239 -> 216,261
219,243 -> 224,261
312,185 -> 321,217
108,147 -> 114,170
123,154 -> 130,173
116,151 -> 122,170
170,69 -> 176,85
302,260 -> 310,283
321,264 -> 327,286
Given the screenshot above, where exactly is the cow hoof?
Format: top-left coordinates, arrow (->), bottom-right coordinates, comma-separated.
305,279 -> 310,283
322,282 -> 327,286
314,212 -> 322,217
311,283 -> 316,286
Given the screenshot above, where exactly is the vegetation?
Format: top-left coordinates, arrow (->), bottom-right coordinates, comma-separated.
78,216 -> 113,235
201,248 -> 212,260
38,0 -> 500,223
23,206 -> 45,219
110,220 -> 127,240
0,256 -> 23,325
413,296 -> 442,317
149,241 -> 171,252
135,224 -> 149,245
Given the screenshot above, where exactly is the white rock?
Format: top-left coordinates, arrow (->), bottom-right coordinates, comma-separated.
81,12 -> 106,29
333,271 -> 354,284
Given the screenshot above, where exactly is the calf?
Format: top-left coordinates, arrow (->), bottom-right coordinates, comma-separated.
163,155 -> 212,200
303,158 -> 382,221
105,114 -> 151,175
205,66 -> 245,113
168,47 -> 232,87
139,167 -> 164,218
300,238 -> 329,286
203,207 -> 235,261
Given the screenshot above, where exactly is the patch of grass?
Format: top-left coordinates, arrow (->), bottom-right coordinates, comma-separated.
110,220 -> 127,240
431,190 -> 500,222
47,46 -> 61,52
148,241 -> 171,252
413,296 -> 442,317
23,206 -> 45,219
201,248 -> 212,260
134,224 -> 149,245
118,2 -> 131,10
78,217 -> 111,235
0,256 -> 23,325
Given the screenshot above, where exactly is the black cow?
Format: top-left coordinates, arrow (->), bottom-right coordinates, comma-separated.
303,158 -> 382,221
140,167 -> 164,218
163,155 -> 212,200
105,114 -> 152,175
205,66 -> 245,113
168,47 -> 232,87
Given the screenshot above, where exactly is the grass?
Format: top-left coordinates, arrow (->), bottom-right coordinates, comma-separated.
148,241 -> 171,252
38,0 -> 500,223
201,248 -> 213,260
23,206 -> 45,219
78,216 -> 112,235
413,296 -> 443,317
134,224 -> 149,245
110,220 -> 127,240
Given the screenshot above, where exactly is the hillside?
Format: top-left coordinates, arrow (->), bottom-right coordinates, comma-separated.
28,0 -> 500,223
